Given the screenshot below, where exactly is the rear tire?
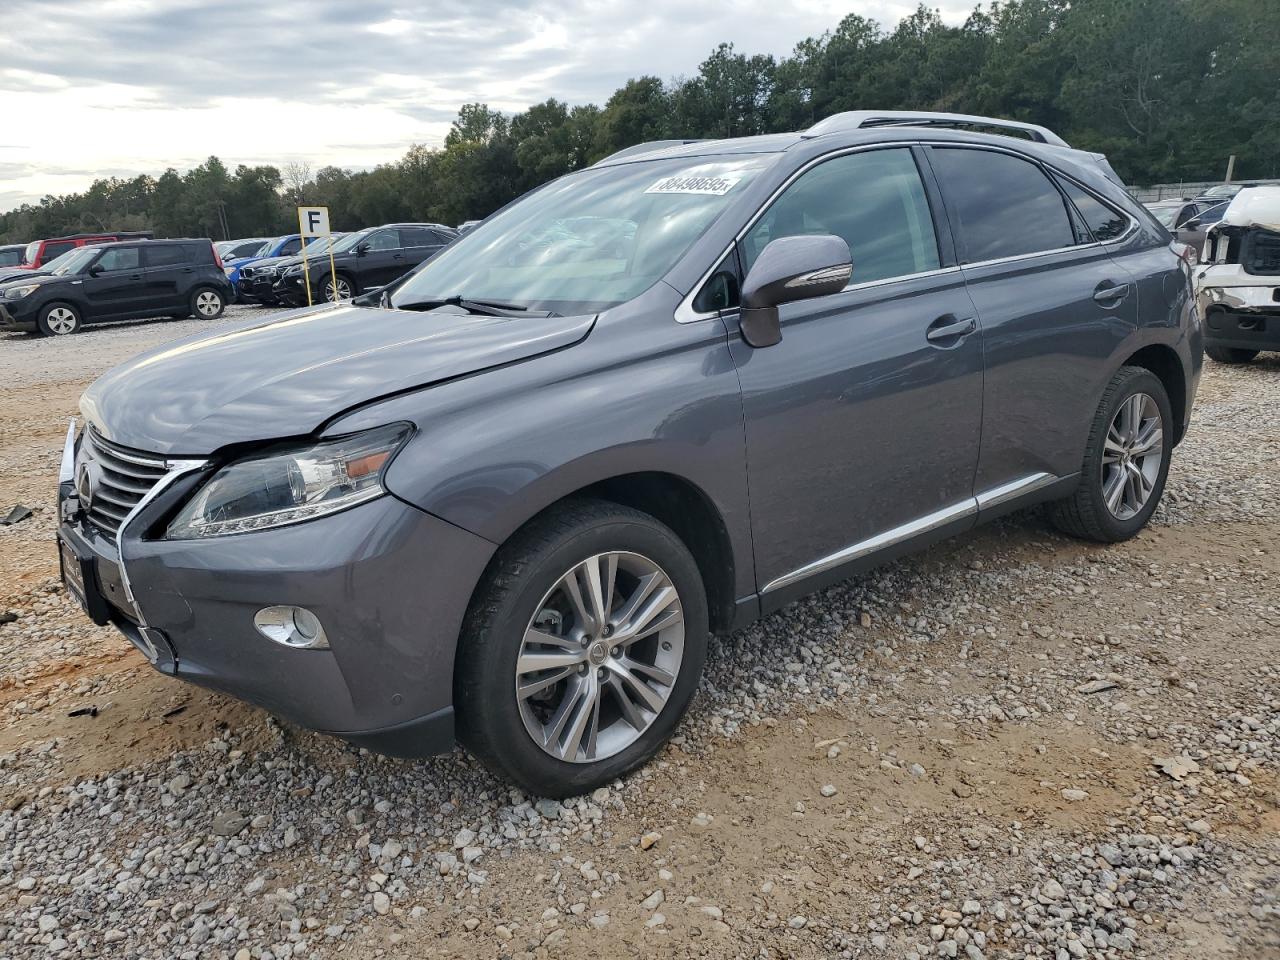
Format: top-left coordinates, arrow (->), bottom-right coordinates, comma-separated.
190,287 -> 226,320
1205,345 -> 1258,365
456,499 -> 708,798
36,302 -> 81,337
1048,366 -> 1172,543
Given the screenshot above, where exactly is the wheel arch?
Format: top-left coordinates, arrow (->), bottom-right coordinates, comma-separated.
1118,343 -> 1188,445
462,471 -> 739,639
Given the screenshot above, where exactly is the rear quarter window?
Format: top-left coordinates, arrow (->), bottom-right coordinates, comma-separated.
1057,179 -> 1131,242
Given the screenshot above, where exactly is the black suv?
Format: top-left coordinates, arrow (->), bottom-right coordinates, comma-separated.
0,239 -> 232,336
273,224 -> 457,304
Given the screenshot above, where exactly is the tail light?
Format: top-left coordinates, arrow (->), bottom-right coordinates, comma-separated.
212,243 -> 224,269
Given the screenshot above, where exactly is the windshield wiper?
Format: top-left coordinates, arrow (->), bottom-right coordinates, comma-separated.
396,294 -> 559,317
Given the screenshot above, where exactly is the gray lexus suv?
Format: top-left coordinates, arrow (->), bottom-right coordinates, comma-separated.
57,111 -> 1201,797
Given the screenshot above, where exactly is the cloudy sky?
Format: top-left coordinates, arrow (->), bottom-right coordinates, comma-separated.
0,0 -> 970,210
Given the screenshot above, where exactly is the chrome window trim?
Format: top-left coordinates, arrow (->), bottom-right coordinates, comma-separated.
675,139 -> 1138,324
762,472 -> 1061,595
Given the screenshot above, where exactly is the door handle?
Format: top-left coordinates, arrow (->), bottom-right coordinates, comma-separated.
128,274 -> 142,280
1093,281 -> 1130,304
926,315 -> 976,343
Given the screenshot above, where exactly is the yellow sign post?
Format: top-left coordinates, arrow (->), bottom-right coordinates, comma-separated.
297,206 -> 341,306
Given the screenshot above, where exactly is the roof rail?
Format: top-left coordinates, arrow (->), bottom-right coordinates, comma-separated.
805,111 -> 1068,147
594,139 -> 707,165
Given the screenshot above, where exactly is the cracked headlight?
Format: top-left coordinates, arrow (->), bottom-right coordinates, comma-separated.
166,424 -> 412,539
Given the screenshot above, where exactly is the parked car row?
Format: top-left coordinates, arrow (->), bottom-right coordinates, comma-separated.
234,223 -> 457,307
0,220 -> 464,335
1144,197 -> 1231,260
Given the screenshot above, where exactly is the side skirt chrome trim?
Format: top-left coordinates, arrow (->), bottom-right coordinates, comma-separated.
761,499 -> 975,595
974,471 -> 1057,510
760,472 -> 1061,596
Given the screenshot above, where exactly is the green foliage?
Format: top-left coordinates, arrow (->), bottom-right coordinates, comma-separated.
2,0 -> 1275,243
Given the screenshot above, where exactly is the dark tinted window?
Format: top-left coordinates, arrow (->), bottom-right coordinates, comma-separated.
1196,202 -> 1229,226
0,248 -> 21,267
96,247 -> 141,272
42,241 -> 76,261
144,244 -> 190,267
399,227 -> 434,248
742,147 -> 940,284
428,229 -> 457,245
1058,180 -> 1129,241
931,148 -> 1074,262
280,237 -> 303,255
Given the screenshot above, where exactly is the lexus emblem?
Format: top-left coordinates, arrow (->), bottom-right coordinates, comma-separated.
75,460 -> 98,511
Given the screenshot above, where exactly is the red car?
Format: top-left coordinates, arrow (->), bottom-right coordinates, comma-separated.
18,231 -> 154,271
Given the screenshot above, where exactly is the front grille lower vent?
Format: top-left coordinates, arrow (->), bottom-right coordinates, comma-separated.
79,426 -> 167,538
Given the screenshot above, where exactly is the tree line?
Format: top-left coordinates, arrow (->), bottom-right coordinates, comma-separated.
1,0 -> 1275,245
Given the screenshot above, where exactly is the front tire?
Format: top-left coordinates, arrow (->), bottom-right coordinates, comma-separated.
36,302 -> 81,336
1205,345 -> 1258,365
190,287 -> 226,320
1048,366 -> 1172,543
456,500 -> 708,798
323,274 -> 355,302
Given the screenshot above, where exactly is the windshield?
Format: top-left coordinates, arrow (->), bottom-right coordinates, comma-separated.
1150,205 -> 1180,228
22,240 -> 40,265
299,232 -> 361,258
390,155 -> 775,314
47,247 -> 101,276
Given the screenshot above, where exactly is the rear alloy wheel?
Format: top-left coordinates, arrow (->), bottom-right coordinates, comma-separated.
37,303 -> 81,336
457,500 -> 708,797
1205,345 -> 1258,365
1048,366 -> 1172,543
191,288 -> 226,319
324,275 -> 354,302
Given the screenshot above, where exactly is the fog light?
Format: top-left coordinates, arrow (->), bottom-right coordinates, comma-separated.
254,606 -> 329,649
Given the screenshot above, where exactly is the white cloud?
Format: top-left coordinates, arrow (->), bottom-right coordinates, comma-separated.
0,0 -> 970,208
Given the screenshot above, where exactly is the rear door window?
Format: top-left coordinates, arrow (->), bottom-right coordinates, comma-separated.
741,147 -> 940,285
144,245 -> 189,268
399,227 -> 435,248
930,148 -> 1075,262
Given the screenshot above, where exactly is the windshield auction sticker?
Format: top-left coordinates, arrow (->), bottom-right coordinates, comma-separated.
646,170 -> 743,196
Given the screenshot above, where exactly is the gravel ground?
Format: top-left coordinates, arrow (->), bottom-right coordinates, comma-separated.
0,315 -> 1277,960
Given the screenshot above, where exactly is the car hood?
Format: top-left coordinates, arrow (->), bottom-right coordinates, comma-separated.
81,303 -> 596,456
0,267 -> 49,286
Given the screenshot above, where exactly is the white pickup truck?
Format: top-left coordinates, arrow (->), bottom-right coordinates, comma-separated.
1196,187 -> 1280,365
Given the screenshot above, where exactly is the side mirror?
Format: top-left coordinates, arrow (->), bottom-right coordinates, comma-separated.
738,235 -> 852,348
87,264 -> 103,277
1180,218 -> 1201,230
356,243 -> 370,257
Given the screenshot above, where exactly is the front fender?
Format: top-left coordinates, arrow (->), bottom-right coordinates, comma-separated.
325,288 -> 756,604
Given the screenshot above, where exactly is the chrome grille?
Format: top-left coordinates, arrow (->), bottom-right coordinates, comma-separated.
79,425 -> 167,538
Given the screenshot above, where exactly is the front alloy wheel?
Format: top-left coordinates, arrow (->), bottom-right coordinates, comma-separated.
517,552 -> 684,764
324,276 -> 353,302
41,305 -> 80,335
456,500 -> 708,798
